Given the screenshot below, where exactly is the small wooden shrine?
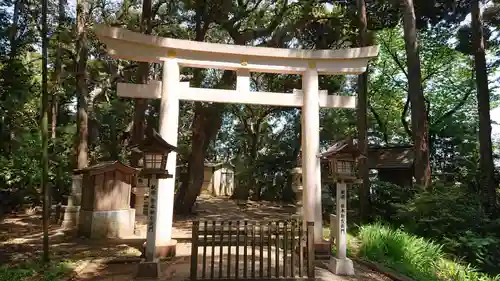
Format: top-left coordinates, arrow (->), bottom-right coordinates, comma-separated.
77,161 -> 138,238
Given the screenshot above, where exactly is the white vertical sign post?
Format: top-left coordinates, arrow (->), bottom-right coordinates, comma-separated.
145,174 -> 158,262
329,182 -> 354,275
336,183 -> 347,259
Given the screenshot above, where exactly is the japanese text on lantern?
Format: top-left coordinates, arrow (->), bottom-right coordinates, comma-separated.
148,184 -> 157,233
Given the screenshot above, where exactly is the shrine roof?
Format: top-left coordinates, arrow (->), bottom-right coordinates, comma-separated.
367,146 -> 414,169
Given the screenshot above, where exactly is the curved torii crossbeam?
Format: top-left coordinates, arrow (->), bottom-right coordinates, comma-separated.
95,24 -> 379,258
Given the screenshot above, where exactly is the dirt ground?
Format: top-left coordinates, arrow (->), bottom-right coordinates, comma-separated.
0,195 -> 393,281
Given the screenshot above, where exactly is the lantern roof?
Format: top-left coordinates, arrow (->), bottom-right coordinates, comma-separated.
130,129 -> 178,153
319,138 -> 366,159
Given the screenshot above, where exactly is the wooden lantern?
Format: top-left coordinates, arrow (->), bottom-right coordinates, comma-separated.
131,129 -> 177,179
319,139 -> 365,183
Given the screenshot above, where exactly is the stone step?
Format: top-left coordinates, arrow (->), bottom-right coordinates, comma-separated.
315,254 -> 331,261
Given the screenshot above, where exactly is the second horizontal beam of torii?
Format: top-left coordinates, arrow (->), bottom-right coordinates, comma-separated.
117,81 -> 356,108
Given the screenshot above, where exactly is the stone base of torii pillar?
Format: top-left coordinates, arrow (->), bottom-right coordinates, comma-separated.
329,257 -> 355,276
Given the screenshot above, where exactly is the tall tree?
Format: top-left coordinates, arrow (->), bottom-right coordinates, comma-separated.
130,0 -> 152,166
51,0 -> 66,139
174,0 -> 291,214
356,0 -> 371,221
75,0 -> 89,170
471,0 -> 496,212
401,0 -> 430,188
41,0 -> 50,262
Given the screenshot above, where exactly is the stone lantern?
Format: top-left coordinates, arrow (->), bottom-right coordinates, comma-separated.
319,138 -> 365,276
320,138 -> 364,184
290,167 -> 303,216
131,129 -> 177,278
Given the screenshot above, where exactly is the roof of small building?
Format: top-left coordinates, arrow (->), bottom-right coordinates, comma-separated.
74,161 -> 139,175
367,146 -> 414,169
204,157 -> 237,169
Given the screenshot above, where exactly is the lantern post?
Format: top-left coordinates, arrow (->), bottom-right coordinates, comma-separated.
319,139 -> 364,276
132,129 -> 177,279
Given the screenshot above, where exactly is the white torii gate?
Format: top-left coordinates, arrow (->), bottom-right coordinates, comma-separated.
95,25 -> 379,250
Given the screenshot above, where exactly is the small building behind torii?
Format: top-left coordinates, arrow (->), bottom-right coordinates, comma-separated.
367,145 -> 414,188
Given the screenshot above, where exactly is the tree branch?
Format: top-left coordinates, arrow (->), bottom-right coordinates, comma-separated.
368,101 -> 389,145
431,70 -> 475,128
381,37 -> 408,79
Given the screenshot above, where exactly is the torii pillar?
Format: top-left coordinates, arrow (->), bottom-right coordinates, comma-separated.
302,66 -> 323,243
155,57 -> 179,256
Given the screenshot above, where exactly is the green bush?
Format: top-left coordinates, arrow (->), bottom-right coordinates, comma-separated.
0,260 -> 75,281
394,183 -> 500,274
357,223 -> 500,281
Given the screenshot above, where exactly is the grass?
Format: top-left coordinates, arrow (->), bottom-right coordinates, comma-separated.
0,259 -> 77,281
356,223 -> 500,281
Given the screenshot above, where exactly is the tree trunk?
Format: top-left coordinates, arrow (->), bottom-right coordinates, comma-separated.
10,0 -> 20,59
130,0 -> 152,166
401,0 -> 430,188
51,0 -> 65,139
471,0 -> 497,212
41,0 -> 50,262
356,0 -> 371,222
174,70 -> 232,214
75,0 -> 89,169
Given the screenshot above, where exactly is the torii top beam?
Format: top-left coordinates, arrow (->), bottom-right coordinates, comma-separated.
95,25 -> 379,75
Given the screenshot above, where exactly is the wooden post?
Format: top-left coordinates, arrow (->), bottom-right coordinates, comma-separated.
190,220 -> 199,281
307,221 -> 315,278
259,222 -> 264,278
275,221 -> 279,277
211,221 -> 215,279
228,221 -> 232,278
267,221 -> 272,278
244,221 -> 248,278
283,220 -> 288,277
299,221 -> 303,277
291,221 -> 295,277
236,220 -> 240,279
251,222 -> 256,278
202,220 -> 207,279
219,221 -> 224,279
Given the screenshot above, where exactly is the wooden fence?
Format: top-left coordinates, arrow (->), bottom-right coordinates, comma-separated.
190,220 -> 315,281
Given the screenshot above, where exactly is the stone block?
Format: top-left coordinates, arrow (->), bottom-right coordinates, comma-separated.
136,260 -> 160,279
78,209 -> 135,238
329,257 -> 355,276
141,239 -> 177,258
61,206 -> 81,229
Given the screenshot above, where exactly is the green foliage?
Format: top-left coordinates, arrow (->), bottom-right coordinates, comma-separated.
394,183 -> 500,274
357,223 -> 500,281
0,260 -> 75,281
370,180 -> 416,222
359,223 -> 443,281
368,181 -> 500,275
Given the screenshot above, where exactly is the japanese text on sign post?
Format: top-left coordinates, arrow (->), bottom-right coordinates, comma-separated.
148,184 -> 157,233
340,189 -> 346,234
